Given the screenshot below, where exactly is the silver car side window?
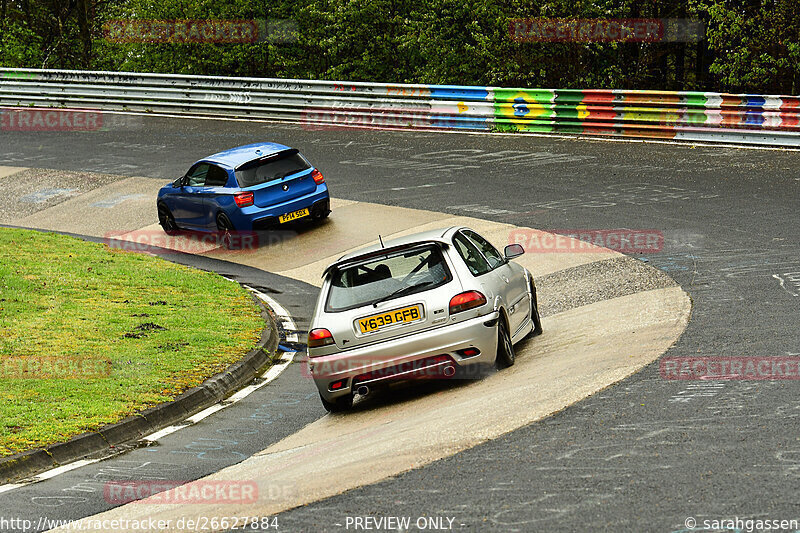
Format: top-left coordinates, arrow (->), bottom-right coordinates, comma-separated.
453,232 -> 491,276
464,230 -> 504,270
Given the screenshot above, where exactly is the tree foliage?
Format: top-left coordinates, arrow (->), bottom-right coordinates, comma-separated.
692,0 -> 800,93
1,0 -> 798,94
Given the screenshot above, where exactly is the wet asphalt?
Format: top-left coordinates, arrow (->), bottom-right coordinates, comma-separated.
0,118 -> 799,532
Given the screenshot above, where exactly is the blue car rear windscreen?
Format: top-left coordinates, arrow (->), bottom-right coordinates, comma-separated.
235,149 -> 311,188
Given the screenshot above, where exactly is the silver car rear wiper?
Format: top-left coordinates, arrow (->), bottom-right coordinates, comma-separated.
371,281 -> 435,308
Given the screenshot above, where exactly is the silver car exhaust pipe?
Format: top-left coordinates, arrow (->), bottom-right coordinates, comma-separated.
443,365 -> 456,377
356,385 -> 370,396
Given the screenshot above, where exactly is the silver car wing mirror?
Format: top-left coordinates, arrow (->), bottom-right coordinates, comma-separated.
504,243 -> 524,260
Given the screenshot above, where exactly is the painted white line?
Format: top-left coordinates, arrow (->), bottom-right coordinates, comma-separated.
141,425 -> 189,443
0,458 -> 105,494
34,459 -> 99,481
246,286 -> 300,343
185,404 -> 227,424
0,288 -> 299,494
226,353 -> 297,403
0,484 -> 24,495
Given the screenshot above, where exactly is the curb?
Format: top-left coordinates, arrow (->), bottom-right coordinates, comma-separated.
0,293 -> 280,485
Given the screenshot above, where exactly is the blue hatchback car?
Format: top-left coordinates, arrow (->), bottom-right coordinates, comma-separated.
157,142 -> 330,238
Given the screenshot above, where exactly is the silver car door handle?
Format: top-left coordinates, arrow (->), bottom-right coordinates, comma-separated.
501,275 -> 509,283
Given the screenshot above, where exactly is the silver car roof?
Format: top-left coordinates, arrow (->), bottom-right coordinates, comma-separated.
323,226 -> 464,276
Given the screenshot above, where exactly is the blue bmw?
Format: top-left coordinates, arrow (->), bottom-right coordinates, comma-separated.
157,142 -> 330,237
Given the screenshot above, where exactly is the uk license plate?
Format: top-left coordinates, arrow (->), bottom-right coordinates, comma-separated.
357,304 -> 423,333
279,208 -> 309,223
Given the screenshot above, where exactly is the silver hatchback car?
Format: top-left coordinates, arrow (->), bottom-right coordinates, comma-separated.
306,226 -> 543,412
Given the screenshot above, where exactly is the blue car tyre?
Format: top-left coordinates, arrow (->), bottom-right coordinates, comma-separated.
157,203 -> 179,235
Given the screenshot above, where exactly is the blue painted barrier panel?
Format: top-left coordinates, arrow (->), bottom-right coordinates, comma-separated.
745,95 -> 766,107
743,110 -> 765,125
429,85 -> 490,102
431,115 -> 490,130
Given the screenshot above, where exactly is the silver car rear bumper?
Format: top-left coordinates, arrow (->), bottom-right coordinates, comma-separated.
309,310 -> 499,401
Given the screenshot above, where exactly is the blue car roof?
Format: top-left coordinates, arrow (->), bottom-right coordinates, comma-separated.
203,142 -> 291,169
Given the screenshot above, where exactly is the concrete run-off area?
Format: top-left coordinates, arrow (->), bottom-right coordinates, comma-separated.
0,167 -> 690,532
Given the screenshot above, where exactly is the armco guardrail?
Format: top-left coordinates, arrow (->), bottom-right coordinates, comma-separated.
1,68 -> 799,146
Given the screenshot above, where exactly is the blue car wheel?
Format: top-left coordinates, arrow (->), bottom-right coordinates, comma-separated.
215,212 -> 235,249
158,203 -> 179,235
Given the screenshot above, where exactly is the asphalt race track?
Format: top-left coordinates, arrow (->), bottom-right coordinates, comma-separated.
1,116 -> 799,532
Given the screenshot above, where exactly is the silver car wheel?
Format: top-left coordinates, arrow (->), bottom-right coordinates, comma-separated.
320,392 -> 353,413
496,318 -> 515,368
529,279 -> 543,336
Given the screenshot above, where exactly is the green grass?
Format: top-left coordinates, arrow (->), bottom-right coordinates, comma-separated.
0,228 -> 264,457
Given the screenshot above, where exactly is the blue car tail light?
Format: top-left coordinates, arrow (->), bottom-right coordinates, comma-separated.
234,191 -> 254,208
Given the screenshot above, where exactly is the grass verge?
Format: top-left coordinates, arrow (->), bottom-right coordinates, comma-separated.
0,228 -> 264,457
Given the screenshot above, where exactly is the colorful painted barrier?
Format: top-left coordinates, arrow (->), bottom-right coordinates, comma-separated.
1,68 -> 798,146
487,88 -> 800,139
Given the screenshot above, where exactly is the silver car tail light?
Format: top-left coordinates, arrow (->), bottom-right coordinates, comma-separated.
448,290 -> 487,314
308,328 -> 335,348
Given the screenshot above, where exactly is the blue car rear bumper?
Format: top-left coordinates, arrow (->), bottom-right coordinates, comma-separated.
228,184 -> 330,231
